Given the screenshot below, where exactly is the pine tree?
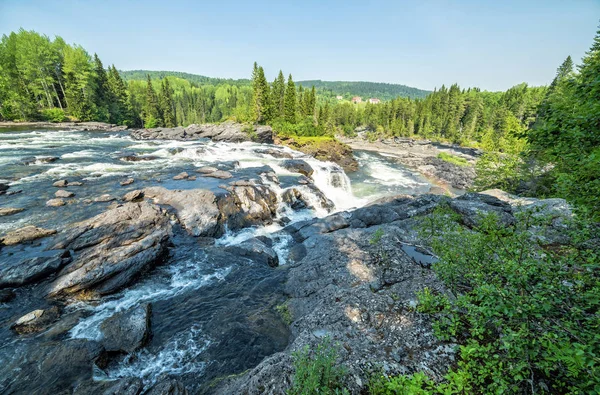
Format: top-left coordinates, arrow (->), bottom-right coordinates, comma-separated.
107,65 -> 134,125
284,74 -> 297,123
143,75 -> 162,127
160,77 -> 176,127
271,70 -> 285,119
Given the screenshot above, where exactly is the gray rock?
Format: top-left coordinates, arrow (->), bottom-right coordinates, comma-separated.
196,166 -> 218,174
281,159 -> 314,177
0,207 -> 24,216
0,225 -> 57,246
47,202 -> 171,297
119,154 -> 159,162
94,194 -> 115,203
123,189 -> 144,202
120,178 -> 135,186
200,170 -> 233,179
38,156 -> 59,164
0,183 -> 9,194
53,179 -> 68,187
145,379 -> 188,395
173,172 -> 189,180
55,189 -> 75,198
130,121 -> 273,144
69,181 -> 84,186
11,306 -> 60,334
100,304 -> 152,353
0,249 -> 71,288
226,238 -> 279,267
46,198 -> 66,207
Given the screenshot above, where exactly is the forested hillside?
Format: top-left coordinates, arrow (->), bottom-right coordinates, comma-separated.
296,79 -> 430,100
120,70 -> 249,87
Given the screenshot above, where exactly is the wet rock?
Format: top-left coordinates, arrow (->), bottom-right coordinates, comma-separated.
18,156 -> 37,165
0,339 -> 106,394
0,289 -> 15,303
187,176 -> 196,181
145,379 -> 189,395
196,166 -> 218,174
173,172 -> 189,180
200,170 -> 232,179
0,183 -> 8,195
0,249 -> 71,288
144,187 -> 221,237
123,189 -> 144,202
47,202 -> 171,297
281,187 -> 333,212
100,303 -> 152,353
46,198 -> 66,207
38,156 -> 60,164
55,189 -> 75,198
94,194 -> 115,203
53,179 -> 69,187
119,154 -> 160,162
226,238 -> 279,267
0,207 -> 24,216
11,306 -> 60,334
0,225 -> 57,246
120,178 -> 135,186
281,159 -> 314,177
217,183 -> 278,231
69,181 -> 84,186
256,148 -> 294,159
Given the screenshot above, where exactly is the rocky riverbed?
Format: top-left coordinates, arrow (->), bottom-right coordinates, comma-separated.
0,124 -> 569,394
339,135 -> 481,190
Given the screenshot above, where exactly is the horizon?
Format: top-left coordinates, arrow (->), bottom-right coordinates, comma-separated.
1,0 -> 599,91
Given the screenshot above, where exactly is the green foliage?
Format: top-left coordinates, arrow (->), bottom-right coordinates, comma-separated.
275,302 -> 292,326
41,108 -> 66,122
369,228 -> 384,245
369,372 -> 439,394
408,208 -> 600,394
289,339 -> 349,395
297,80 -> 430,100
527,26 -> 600,219
436,152 -> 469,167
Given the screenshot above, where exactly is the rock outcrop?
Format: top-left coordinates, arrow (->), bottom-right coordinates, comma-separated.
46,202 -> 171,297
0,207 -> 24,216
0,249 -> 71,288
0,225 -> 57,246
11,307 -> 61,334
130,121 -> 274,144
99,303 -> 152,353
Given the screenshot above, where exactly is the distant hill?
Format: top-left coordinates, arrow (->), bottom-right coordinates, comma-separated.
119,70 -> 250,86
119,70 -> 430,100
296,80 -> 430,100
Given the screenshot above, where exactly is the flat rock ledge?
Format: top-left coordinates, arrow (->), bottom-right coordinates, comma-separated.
130,120 -> 274,144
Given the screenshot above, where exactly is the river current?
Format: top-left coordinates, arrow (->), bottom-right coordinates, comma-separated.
0,128 -> 434,392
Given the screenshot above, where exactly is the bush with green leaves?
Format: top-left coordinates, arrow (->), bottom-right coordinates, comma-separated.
437,152 -> 469,167
371,206 -> 600,394
41,108 -> 67,123
289,339 -> 349,395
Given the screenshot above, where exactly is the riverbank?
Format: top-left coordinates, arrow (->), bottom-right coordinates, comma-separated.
338,135 -> 480,190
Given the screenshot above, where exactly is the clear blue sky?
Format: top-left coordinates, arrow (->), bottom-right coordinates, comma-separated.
1,0 -> 598,91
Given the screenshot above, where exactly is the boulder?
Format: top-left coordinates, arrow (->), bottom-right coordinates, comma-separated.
94,194 -> 115,203
55,189 -> 75,198
100,304 -> 152,353
145,379 -> 189,395
46,202 -> 171,297
0,207 -> 24,216
280,159 -> 314,177
144,187 -> 222,236
200,170 -> 233,179
38,156 -> 59,164
449,192 -> 514,228
0,183 -> 9,195
123,189 -> 144,202
217,183 -> 278,231
53,180 -> 69,187
0,225 -> 57,246
69,181 -> 84,186
196,166 -> 218,174
120,178 -> 134,186
46,198 -> 66,207
130,121 -> 273,144
119,154 -> 159,162
0,249 -> 72,288
11,307 -> 60,334
226,238 -> 279,267
173,172 -> 189,180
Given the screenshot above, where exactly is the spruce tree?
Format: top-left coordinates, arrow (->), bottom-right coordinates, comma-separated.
271,70 -> 285,119
92,53 -> 110,121
144,75 -> 162,127
160,77 -> 176,127
284,74 -> 297,123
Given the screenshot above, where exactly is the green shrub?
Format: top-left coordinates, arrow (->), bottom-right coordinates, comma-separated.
289,339 -> 349,395
436,152 -> 469,167
41,108 -> 67,122
276,302 -> 292,325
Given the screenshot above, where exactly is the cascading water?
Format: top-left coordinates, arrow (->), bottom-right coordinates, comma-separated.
0,127 -> 436,391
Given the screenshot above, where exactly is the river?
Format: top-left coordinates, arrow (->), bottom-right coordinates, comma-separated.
0,127 -> 435,393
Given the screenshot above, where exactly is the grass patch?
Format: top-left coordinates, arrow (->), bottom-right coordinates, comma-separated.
275,301 -> 292,325
437,152 -> 469,167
